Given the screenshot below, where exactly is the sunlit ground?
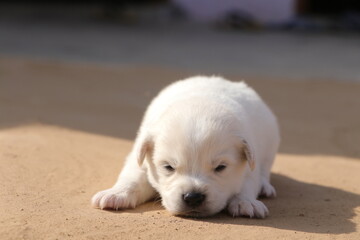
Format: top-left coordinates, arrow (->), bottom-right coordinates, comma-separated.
0,58 -> 359,239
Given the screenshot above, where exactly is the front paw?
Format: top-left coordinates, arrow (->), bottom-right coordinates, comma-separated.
228,197 -> 269,218
91,188 -> 138,210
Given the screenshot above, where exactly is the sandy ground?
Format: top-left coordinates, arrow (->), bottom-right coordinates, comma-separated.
1,57 -> 360,239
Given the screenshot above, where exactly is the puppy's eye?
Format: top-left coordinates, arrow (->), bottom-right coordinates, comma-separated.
164,165 -> 175,172
214,164 -> 227,172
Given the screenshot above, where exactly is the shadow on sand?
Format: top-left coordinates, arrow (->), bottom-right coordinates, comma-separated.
1,60 -> 360,159
117,174 -> 360,234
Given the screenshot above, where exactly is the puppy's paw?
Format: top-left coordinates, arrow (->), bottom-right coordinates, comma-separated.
228,197 -> 269,218
91,188 -> 138,210
260,181 -> 276,198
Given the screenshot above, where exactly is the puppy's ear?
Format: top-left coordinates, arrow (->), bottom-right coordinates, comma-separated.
136,135 -> 154,166
240,138 -> 256,171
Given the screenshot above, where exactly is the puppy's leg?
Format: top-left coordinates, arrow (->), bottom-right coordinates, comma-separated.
259,176 -> 276,198
91,152 -> 156,210
228,175 -> 269,218
259,154 -> 277,198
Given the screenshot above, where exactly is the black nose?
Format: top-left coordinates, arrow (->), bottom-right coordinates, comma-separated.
183,192 -> 206,208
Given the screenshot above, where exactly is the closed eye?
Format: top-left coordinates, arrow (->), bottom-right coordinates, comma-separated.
164,165 -> 175,172
214,164 -> 227,172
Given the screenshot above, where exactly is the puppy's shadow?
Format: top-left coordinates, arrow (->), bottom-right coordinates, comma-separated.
111,174 -> 360,234
193,174 -> 360,234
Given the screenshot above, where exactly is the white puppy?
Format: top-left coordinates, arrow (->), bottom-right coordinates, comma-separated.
92,76 -> 280,218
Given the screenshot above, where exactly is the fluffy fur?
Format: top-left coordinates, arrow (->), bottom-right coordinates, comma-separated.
92,76 -> 280,218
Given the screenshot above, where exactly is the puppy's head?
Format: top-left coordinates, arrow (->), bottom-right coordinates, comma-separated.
137,102 -> 255,217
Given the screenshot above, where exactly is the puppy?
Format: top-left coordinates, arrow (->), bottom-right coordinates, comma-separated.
92,76 -> 280,218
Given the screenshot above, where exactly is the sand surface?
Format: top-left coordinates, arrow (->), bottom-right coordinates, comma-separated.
1,57 -> 360,239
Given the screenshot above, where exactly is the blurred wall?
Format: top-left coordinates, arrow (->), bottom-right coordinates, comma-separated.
172,0 -> 296,24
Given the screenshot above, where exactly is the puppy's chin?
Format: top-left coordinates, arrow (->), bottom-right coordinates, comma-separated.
172,210 -> 214,218
167,205 -> 222,218
162,196 -> 228,218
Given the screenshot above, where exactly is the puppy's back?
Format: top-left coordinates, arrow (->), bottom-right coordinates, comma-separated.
143,76 -> 267,126
141,76 -> 279,158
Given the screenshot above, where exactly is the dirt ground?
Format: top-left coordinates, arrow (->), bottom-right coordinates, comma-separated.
1,57 -> 359,239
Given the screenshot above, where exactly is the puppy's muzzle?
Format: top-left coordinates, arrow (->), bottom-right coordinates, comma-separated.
183,192 -> 206,208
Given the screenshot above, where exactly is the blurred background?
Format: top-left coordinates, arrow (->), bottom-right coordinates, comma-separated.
1,0 -> 360,81
1,0 -> 360,158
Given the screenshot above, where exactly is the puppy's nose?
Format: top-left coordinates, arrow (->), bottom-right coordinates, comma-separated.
183,192 -> 206,208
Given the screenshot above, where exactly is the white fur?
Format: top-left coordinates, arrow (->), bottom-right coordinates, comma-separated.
92,76 -> 280,218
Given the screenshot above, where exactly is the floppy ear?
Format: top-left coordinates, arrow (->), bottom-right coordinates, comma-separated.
240,138 -> 256,171
136,135 -> 154,166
